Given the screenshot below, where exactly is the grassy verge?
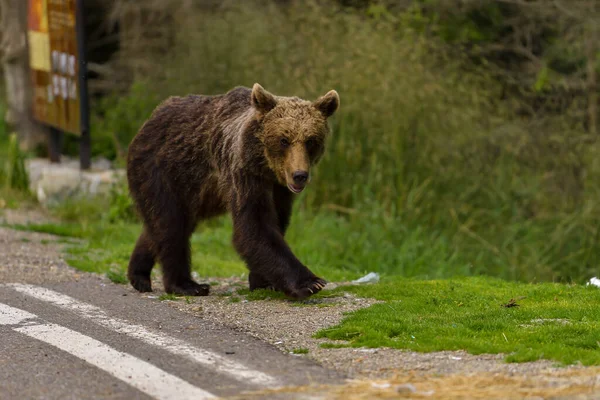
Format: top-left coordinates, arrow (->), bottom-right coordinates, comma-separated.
315,277 -> 600,366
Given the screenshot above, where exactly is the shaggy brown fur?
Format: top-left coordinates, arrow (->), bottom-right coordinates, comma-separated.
126,83 -> 339,299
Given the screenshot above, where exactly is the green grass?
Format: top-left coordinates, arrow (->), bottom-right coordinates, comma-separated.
159,293 -> 179,301
316,277 -> 600,366
106,269 -> 128,284
319,343 -> 350,349
291,348 -> 309,354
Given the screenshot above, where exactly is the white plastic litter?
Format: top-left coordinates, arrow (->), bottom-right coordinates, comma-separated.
352,272 -> 380,284
587,277 -> 600,288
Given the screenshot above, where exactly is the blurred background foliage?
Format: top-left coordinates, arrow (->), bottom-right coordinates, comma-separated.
2,0 -> 600,283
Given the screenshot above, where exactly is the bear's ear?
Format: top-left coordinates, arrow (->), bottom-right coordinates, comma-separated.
251,83 -> 277,114
313,90 -> 340,118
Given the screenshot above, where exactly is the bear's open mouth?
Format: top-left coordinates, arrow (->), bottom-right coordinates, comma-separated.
287,183 -> 305,194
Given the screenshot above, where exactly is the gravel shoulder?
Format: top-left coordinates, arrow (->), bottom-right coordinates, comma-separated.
1,207 -> 599,399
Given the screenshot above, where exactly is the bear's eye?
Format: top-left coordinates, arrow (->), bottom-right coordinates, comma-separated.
306,139 -> 316,149
280,138 -> 290,148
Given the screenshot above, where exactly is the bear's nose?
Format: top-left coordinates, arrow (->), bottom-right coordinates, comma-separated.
292,171 -> 309,185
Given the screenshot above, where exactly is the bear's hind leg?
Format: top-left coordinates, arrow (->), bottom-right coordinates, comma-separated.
128,228 -> 155,292
159,237 -> 209,296
153,213 -> 210,296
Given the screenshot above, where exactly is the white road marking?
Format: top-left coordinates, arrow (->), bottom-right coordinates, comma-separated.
0,303 -> 216,400
0,302 -> 36,324
7,283 -> 280,387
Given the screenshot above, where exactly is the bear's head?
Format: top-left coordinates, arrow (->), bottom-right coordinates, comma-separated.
251,83 -> 340,194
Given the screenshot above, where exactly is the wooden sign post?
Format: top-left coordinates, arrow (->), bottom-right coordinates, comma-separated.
27,0 -> 90,170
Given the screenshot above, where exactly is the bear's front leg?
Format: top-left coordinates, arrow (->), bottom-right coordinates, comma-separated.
231,192 -> 326,300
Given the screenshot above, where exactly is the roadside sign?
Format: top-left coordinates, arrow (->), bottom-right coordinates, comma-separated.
27,0 -> 90,168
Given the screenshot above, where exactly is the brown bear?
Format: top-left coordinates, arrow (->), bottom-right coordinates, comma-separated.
126,83 -> 340,299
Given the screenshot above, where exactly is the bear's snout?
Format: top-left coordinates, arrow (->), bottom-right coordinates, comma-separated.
292,170 -> 308,185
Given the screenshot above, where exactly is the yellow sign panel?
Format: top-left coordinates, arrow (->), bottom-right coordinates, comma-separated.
28,31 -> 51,71
28,0 -> 82,135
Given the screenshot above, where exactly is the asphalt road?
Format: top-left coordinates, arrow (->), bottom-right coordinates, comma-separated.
0,246 -> 344,400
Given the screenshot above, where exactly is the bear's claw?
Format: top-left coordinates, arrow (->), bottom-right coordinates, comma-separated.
287,276 -> 327,300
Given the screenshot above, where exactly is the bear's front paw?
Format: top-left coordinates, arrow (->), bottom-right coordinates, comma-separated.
165,280 -> 210,296
130,275 -> 153,293
286,276 -> 327,300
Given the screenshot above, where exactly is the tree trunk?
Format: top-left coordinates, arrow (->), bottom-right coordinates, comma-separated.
0,0 -> 48,151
